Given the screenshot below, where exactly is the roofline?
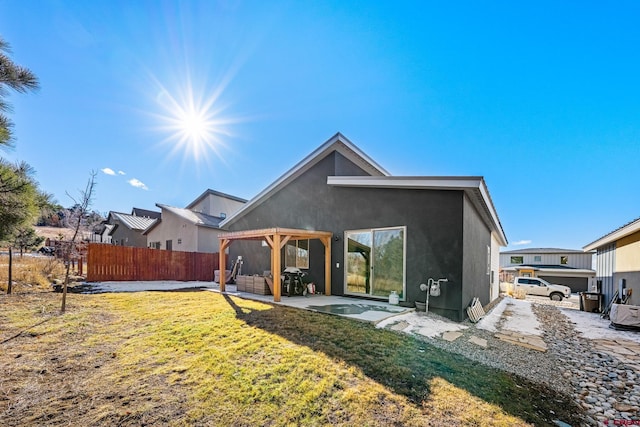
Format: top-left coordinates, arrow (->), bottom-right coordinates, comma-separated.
142,206 -> 164,235
583,217 -> 640,251
326,175 -> 508,246
501,266 -> 596,274
185,189 -> 248,210
108,210 -> 131,220
142,222 -> 160,235
107,223 -> 119,235
131,207 -> 161,215
501,248 -> 593,254
154,203 -> 224,230
108,211 -> 154,231
220,132 -> 390,228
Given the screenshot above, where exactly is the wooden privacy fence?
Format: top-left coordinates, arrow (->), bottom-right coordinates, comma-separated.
87,243 -> 219,282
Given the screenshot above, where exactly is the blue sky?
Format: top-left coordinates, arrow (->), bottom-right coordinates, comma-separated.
1,1 -> 639,250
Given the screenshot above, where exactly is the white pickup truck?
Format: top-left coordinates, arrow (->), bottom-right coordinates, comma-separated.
513,277 -> 571,301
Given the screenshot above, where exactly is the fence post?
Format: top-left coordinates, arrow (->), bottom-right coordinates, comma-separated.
7,247 -> 12,294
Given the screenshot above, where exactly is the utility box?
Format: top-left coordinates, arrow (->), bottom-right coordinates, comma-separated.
580,292 -> 603,313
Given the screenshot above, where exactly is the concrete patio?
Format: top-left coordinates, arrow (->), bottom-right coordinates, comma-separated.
209,282 -> 413,323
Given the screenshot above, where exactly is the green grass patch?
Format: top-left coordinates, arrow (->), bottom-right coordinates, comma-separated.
0,291 -> 583,426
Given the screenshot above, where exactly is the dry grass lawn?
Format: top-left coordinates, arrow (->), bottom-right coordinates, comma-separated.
0,255 -> 66,293
0,290 -> 584,426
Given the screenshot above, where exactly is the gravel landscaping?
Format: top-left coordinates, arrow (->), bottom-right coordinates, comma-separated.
379,295 -> 640,426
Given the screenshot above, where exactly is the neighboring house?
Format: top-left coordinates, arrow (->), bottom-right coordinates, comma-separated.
583,217 -> 640,307
144,190 -> 246,252
219,133 -> 507,322
186,189 -> 247,219
500,248 -> 596,293
106,211 -> 158,247
90,223 -> 114,244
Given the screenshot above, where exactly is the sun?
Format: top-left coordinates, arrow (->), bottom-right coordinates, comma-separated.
180,110 -> 207,141
175,106 -> 211,147
150,76 -> 236,165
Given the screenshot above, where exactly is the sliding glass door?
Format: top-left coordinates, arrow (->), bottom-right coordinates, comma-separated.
345,226 -> 406,299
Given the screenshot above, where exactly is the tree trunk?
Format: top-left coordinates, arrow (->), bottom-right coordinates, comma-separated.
60,172 -> 96,313
61,259 -> 70,312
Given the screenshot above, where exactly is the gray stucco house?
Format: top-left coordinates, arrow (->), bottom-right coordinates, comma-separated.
219,133 -> 507,321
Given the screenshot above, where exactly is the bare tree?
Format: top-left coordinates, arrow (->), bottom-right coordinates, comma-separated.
61,172 -> 96,313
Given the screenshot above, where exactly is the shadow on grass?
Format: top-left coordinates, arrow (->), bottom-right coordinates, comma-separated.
222,294 -> 584,426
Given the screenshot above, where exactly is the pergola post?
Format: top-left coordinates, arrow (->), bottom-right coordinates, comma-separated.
273,233 -> 281,302
219,239 -> 230,292
217,228 -> 332,303
322,236 -> 332,296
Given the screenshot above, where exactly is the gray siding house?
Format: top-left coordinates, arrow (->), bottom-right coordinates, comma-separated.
500,248 -> 595,292
220,133 -> 507,322
584,217 -> 640,307
106,211 -> 157,247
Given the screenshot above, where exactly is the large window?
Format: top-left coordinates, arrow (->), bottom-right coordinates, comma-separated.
510,256 -> 524,264
285,240 -> 309,269
345,226 -> 406,300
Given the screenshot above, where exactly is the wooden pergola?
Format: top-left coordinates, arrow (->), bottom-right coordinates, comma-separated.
218,228 -> 333,302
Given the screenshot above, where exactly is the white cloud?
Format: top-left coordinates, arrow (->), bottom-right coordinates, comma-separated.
101,167 -> 116,176
513,240 -> 532,246
128,178 -> 149,190
118,170 -> 126,175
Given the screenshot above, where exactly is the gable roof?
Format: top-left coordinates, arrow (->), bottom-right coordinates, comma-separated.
131,207 -> 161,219
144,204 -> 225,235
326,176 -> 508,246
583,216 -> 640,251
102,224 -> 114,235
186,189 -> 247,210
501,248 -> 589,255
107,212 -> 157,231
220,132 -> 389,228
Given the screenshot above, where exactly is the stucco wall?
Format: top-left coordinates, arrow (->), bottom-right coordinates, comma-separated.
190,194 -> 245,218
110,222 -> 147,247
146,210 -> 198,252
196,227 -> 222,253
460,194 -> 491,320
227,151 -> 475,321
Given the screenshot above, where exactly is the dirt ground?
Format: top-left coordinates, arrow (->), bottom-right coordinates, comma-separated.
0,293 -> 187,426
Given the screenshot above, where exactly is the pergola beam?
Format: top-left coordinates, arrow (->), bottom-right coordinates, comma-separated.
219,227 -> 333,242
